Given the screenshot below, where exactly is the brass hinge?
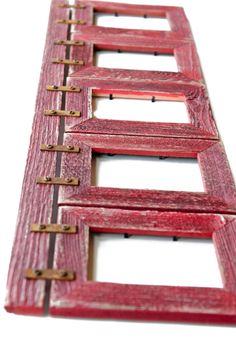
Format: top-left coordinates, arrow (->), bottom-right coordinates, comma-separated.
58,4 -> 86,9
36,176 -> 80,186
52,58 -> 84,65
54,40 -> 84,46
46,85 -> 81,92
24,269 -> 75,281
56,19 -> 86,25
31,223 -> 77,233
40,144 -> 80,153
44,109 -> 81,117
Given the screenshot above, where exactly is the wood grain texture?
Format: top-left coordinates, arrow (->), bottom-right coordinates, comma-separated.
58,133 -> 236,214
72,1 -> 193,39
5,0 -> 69,315
49,207 -> 236,324
64,77 -> 218,139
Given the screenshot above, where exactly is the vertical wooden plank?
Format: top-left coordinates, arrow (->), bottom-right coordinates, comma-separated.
5,0 -> 69,315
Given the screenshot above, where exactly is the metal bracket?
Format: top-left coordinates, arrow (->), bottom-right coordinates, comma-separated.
36,176 -> 80,186
40,144 -> 80,153
54,40 -> 84,46
31,223 -> 77,233
56,19 -> 86,25
24,269 -> 75,281
52,58 -> 84,65
58,4 -> 86,9
44,109 -> 81,117
46,85 -> 81,92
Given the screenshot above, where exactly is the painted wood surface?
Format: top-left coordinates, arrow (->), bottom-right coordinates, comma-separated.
49,207 -> 236,324
64,77 -> 218,139
5,0 -> 68,315
58,133 -> 236,214
5,0 -> 236,323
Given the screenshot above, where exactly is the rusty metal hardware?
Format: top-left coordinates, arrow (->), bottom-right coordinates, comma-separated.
58,4 -> 86,9
31,223 -> 77,233
46,85 -> 81,92
24,268 -> 75,281
44,109 -> 81,117
56,19 -> 86,25
52,58 -> 84,65
54,40 -> 84,46
40,144 -> 80,153
36,176 -> 80,186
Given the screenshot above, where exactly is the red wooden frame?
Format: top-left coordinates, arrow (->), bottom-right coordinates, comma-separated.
69,35 -> 203,81
72,1 -> 193,40
49,207 -> 236,324
58,133 -> 236,214
64,77 -> 218,139
5,0 -> 236,325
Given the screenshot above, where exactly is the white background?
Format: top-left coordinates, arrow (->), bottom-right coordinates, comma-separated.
0,0 -> 236,355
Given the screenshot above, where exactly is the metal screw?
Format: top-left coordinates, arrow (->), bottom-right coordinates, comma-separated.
62,225 -> 70,231
52,85 -> 59,90
46,144 -> 54,149
74,60 -> 79,64
60,270 -> 68,278
50,110 -> 57,115
39,224 -> 46,230
75,41 -> 81,45
70,86 -> 76,90
67,145 -> 74,150
69,111 -> 76,115
44,176 -> 52,182
65,178 -> 73,183
34,269 -> 42,277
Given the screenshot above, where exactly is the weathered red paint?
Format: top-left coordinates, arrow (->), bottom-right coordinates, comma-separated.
5,0 -> 236,324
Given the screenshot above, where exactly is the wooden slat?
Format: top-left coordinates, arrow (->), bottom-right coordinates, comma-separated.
5,0 -> 69,315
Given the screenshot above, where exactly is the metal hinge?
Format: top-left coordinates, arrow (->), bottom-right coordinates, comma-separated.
24,269 -> 75,281
40,144 -> 80,153
56,19 -> 86,25
58,3 -> 86,9
46,85 -> 81,92
44,109 -> 81,117
54,40 -> 84,46
52,58 -> 84,65
36,176 -> 80,186
31,223 -> 77,233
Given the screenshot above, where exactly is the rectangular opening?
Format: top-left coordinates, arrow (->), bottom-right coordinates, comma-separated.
92,154 -> 204,192
92,96 -> 189,123
94,13 -> 171,31
95,50 -> 178,72
89,233 -> 223,288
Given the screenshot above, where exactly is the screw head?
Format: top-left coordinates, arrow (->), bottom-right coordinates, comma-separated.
62,225 -> 70,231
70,86 -> 76,90
44,176 -> 52,182
34,269 -> 42,277
65,178 -> 73,183
67,145 -> 74,150
52,85 -> 58,90
60,270 -> 68,278
74,60 -> 79,64
50,110 -> 57,115
39,224 -> 46,230
69,111 -> 76,115
46,144 -> 54,149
